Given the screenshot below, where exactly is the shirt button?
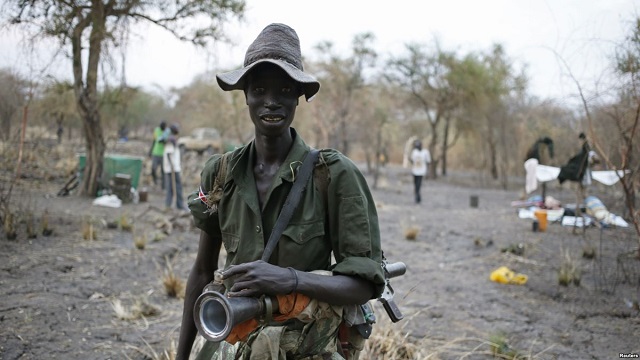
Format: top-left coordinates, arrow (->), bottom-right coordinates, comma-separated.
256,226 -> 261,233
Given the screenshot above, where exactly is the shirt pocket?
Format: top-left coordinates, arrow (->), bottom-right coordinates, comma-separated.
282,220 -> 325,245
338,196 -> 372,255
221,232 -> 240,254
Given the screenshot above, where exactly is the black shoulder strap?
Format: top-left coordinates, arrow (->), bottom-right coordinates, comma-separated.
261,149 -> 320,262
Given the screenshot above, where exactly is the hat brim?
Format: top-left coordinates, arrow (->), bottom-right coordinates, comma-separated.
216,59 -> 320,102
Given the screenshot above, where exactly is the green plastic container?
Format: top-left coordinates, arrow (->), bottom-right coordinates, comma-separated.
78,153 -> 144,191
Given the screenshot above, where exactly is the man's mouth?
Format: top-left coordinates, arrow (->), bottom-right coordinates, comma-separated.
261,115 -> 284,123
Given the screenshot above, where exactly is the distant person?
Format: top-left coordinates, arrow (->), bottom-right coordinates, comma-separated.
558,132 -> 597,186
56,124 -> 63,144
150,121 -> 167,189
524,136 -> 554,195
410,139 -> 431,204
118,125 -> 129,142
163,124 -> 185,211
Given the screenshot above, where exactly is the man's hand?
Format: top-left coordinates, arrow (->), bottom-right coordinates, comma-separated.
222,260 -> 295,297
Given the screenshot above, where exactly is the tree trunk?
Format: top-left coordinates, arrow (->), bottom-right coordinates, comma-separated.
489,139 -> 498,180
428,119 -> 439,179
340,119 -> 349,156
441,117 -> 451,176
73,3 -> 106,197
372,127 -> 382,189
80,112 -> 106,196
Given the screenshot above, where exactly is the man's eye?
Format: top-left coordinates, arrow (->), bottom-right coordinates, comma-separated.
254,87 -> 265,93
282,87 -> 291,93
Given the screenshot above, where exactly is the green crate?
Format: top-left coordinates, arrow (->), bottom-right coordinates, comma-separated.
78,153 -> 144,192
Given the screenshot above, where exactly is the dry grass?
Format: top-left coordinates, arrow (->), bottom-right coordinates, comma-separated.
41,209 -> 53,236
582,244 -> 596,259
3,210 -> 17,240
119,213 -> 134,232
111,296 -> 161,321
558,249 -> 581,286
134,233 -> 147,250
404,227 -> 420,241
25,211 -> 37,239
82,216 -> 97,240
489,332 -> 525,359
362,308 -> 430,359
362,307 -> 555,359
152,231 -> 166,242
162,258 -> 184,298
126,339 -> 176,360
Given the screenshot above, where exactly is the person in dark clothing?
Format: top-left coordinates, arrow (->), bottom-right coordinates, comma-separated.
558,133 -> 591,185
524,136 -> 554,195
525,137 -> 554,162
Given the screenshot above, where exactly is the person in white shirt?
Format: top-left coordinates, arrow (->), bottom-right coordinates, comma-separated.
410,140 -> 431,204
163,124 -> 186,210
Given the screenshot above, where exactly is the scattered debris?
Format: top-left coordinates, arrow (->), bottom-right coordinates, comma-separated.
92,194 -> 122,208
501,243 -> 525,256
490,266 -> 528,285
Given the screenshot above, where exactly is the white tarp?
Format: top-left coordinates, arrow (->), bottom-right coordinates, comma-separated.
535,164 -> 561,183
535,165 -> 629,186
591,170 -> 629,186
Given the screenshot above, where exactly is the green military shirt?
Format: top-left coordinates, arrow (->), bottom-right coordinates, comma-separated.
188,129 -> 385,298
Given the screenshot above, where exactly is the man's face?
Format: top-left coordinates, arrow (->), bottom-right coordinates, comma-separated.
245,63 -> 300,137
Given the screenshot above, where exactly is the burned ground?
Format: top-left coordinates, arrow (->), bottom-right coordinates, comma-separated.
0,140 -> 638,359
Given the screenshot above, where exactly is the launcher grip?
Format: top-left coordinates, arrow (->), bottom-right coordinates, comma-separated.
378,260 -> 406,322
380,297 -> 404,323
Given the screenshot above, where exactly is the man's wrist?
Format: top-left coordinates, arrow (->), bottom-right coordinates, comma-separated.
287,267 -> 298,294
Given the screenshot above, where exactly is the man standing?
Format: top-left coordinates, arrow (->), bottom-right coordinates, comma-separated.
523,136 -> 554,196
163,124 -> 185,211
177,23 -> 384,359
410,139 -> 431,204
150,121 -> 167,189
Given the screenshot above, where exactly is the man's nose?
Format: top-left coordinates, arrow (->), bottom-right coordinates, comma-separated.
264,97 -> 280,109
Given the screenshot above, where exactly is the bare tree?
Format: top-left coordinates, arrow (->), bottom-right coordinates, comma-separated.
559,18 -> 640,256
35,80 -> 79,142
386,43 -> 462,178
3,0 -> 245,196
0,69 -> 28,141
171,74 -> 251,145
310,33 -> 377,155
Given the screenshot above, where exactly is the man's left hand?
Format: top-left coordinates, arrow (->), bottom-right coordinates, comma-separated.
222,260 -> 295,297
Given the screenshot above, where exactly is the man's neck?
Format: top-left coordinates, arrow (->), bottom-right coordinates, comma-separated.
253,128 -> 294,165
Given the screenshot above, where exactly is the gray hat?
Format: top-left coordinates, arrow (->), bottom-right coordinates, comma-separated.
216,23 -> 320,102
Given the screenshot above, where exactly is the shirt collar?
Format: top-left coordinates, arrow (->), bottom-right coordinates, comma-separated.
230,127 -> 311,183
278,128 -> 311,183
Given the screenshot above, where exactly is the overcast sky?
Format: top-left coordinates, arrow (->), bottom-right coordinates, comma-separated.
1,0 -> 638,103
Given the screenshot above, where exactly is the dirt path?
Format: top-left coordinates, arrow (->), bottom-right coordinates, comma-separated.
1,161 -> 638,359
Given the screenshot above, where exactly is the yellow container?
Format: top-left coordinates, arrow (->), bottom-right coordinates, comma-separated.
534,210 -> 548,232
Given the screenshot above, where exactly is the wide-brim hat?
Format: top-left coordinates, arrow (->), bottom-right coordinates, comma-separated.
216,23 -> 320,102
